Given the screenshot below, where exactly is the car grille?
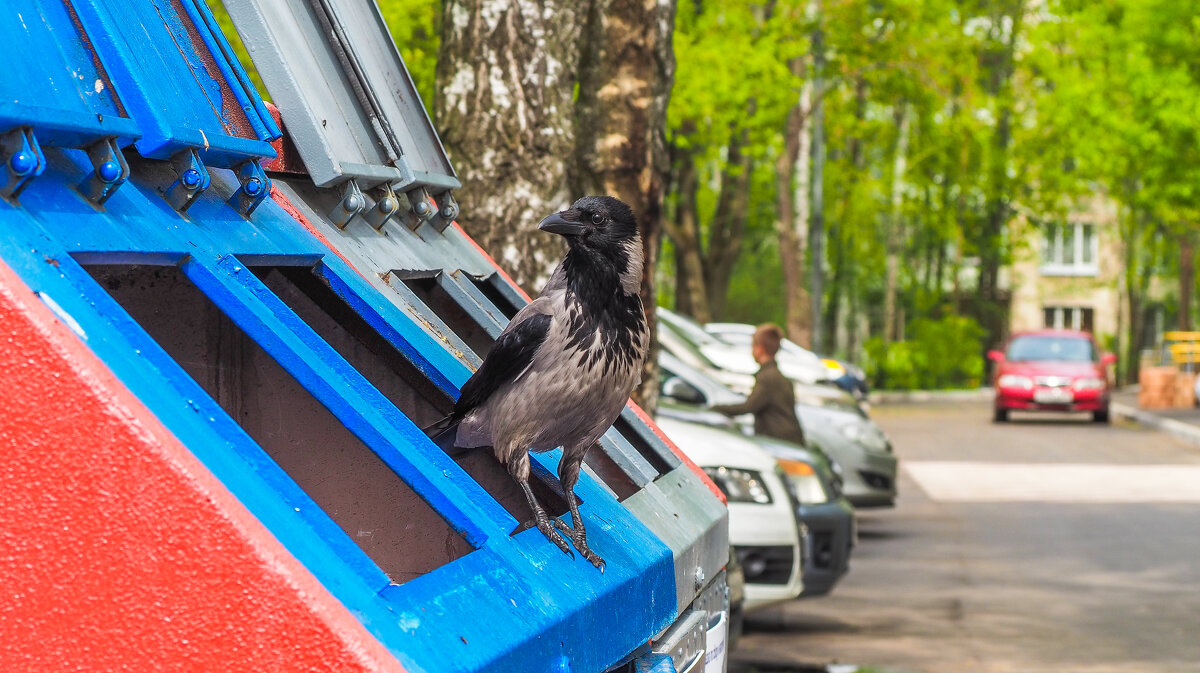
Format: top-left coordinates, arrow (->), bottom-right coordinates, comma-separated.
734,545 -> 793,585
1034,376 -> 1072,388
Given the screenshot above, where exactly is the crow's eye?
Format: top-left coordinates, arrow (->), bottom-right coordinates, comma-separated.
591,212 -> 605,225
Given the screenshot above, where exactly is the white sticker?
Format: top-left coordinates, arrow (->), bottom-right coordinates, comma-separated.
704,611 -> 727,673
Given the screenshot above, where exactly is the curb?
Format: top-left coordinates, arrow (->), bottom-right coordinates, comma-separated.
1111,401 -> 1200,448
869,388 -> 993,405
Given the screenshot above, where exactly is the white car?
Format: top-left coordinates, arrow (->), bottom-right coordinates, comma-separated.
704,321 -> 836,384
655,416 -> 805,611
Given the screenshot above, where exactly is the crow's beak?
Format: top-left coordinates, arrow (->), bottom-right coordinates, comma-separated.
538,211 -> 587,237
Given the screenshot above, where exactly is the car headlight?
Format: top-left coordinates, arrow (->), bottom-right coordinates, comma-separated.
778,459 -> 830,504
1073,377 -> 1105,390
703,466 -> 773,504
840,422 -> 890,453
998,374 -> 1034,390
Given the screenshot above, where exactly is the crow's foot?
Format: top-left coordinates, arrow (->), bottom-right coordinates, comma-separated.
535,512 -> 574,558
552,519 -> 605,572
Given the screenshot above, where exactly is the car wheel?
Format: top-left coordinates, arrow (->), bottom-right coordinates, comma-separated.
1093,408 -> 1110,424
993,408 -> 1009,423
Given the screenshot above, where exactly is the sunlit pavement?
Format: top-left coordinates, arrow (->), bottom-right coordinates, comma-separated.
731,402 -> 1200,673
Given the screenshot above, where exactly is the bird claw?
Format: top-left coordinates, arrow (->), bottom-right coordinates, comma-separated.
550,519 -> 606,571
536,515 -> 574,559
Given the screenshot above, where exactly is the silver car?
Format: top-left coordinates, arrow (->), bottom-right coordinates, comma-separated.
658,349 -> 898,508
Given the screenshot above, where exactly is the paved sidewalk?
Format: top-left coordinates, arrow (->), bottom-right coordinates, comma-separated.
1110,388 -> 1200,448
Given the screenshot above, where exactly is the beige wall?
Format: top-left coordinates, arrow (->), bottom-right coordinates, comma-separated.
1009,197 -> 1123,345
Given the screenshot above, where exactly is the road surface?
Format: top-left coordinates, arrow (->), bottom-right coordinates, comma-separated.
733,403 -> 1200,673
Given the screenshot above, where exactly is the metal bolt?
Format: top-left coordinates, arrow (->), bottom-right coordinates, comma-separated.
413,199 -> 433,218
181,168 -> 201,188
10,151 -> 34,176
440,202 -> 459,220
378,196 -> 398,214
244,177 -> 263,196
97,160 -> 121,183
344,193 -> 363,211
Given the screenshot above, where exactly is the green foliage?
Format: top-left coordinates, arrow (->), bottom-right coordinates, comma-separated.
377,0 -> 441,116
864,316 -> 986,390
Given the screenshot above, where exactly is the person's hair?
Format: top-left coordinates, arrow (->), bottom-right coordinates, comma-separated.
753,323 -> 783,357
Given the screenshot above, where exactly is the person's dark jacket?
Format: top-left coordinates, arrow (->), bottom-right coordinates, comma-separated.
711,360 -> 806,446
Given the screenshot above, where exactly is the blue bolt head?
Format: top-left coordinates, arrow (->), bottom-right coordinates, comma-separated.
181,168 -> 201,188
244,177 -> 263,196
97,160 -> 121,183
10,151 -> 35,176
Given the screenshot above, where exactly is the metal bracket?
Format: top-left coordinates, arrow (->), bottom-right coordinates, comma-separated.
363,183 -> 400,231
77,138 -> 131,207
164,149 -> 211,213
400,186 -> 435,231
431,191 -> 459,232
1,128 -> 47,202
329,179 -> 365,228
227,160 -> 271,217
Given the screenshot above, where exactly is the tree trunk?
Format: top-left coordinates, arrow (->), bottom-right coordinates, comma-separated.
826,76 -> 867,354
779,58 -> 812,347
666,150 -> 711,322
436,0 -> 584,291
1181,235 -> 1194,331
574,0 -> 677,412
808,3 -> 826,353
883,103 -> 910,346
705,123 -> 753,319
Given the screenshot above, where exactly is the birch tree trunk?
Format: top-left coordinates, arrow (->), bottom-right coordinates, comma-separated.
436,0 -> 584,291
883,103 -> 910,346
574,0 -> 677,411
778,58 -> 812,347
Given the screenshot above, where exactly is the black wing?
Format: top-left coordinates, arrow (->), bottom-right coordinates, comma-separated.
454,312 -> 552,415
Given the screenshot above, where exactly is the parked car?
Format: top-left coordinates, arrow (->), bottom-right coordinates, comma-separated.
654,416 -> 806,611
660,308 -> 830,388
988,329 -> 1117,423
704,321 -> 869,400
659,350 -> 898,508
704,321 -> 833,385
658,360 -> 855,596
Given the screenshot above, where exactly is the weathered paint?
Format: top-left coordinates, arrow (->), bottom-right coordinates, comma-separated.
1,146 -> 676,673
0,258 -> 406,673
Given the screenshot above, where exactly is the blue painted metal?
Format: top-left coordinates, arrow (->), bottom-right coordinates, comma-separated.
62,0 -> 275,165
0,144 -> 676,673
1,128 -> 46,201
0,0 -> 140,147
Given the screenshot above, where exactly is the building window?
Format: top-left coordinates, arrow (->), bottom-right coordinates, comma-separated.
1042,223 -> 1099,276
1043,306 -> 1094,332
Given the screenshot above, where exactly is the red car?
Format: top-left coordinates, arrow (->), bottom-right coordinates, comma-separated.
988,330 -> 1117,423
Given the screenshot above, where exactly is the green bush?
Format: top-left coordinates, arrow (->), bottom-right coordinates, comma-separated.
864,316 -> 986,390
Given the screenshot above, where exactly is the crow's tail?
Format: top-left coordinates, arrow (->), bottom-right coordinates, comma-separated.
423,413 -> 471,457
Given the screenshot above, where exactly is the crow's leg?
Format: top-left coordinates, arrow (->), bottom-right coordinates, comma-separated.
552,448 -> 605,571
507,449 -> 573,558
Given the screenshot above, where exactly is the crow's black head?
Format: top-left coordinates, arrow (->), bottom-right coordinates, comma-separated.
540,196 -> 643,295
538,195 -> 639,249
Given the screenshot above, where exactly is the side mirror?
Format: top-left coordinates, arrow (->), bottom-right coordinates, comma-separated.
987,350 -> 1005,363
661,376 -> 706,405
1101,353 -> 1117,366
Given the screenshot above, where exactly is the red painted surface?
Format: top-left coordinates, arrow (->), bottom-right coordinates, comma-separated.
0,261 -> 405,673
270,186 -> 367,281
261,102 -> 308,175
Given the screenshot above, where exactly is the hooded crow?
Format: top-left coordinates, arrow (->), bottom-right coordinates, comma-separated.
427,195 -> 648,570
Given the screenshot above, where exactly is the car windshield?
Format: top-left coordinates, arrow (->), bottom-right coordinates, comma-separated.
1006,335 -> 1095,362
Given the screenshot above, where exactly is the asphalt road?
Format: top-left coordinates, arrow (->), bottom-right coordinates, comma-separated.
733,402 -> 1200,673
